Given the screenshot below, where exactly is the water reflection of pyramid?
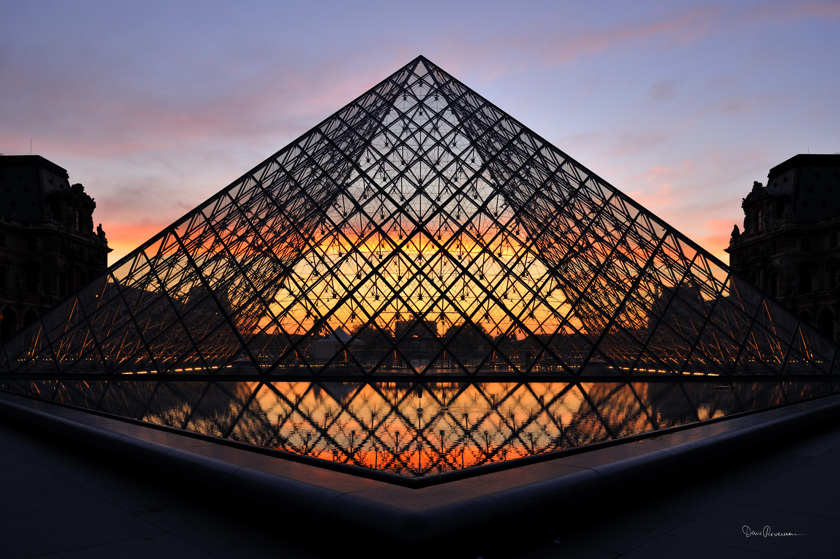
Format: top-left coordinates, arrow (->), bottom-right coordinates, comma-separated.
2,56 -> 838,378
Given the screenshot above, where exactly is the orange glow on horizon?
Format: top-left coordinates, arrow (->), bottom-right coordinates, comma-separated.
102,204 -> 729,342
106,221 -> 173,266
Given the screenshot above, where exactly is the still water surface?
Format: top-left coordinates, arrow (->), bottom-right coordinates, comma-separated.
3,379 -> 837,478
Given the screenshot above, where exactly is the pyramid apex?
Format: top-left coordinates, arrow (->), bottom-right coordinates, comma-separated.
406,54 -> 440,70
3,54 -> 838,380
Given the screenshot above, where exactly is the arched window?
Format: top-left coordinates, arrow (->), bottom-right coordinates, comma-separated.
23,309 -> 39,327
798,266 -> 814,294
768,269 -> 778,297
818,308 -> 835,342
0,306 -> 18,342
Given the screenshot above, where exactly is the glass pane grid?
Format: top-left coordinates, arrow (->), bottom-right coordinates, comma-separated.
3,57 -> 839,482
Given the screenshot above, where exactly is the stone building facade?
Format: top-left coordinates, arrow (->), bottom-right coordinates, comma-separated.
0,155 -> 110,341
727,154 -> 840,343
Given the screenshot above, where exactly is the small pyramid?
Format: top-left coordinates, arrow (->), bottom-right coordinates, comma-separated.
2,56 -> 837,377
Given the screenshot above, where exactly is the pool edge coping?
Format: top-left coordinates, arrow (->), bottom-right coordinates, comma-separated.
2,389 -> 839,543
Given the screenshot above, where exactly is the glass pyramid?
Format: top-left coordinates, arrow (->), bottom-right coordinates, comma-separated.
2,56 -> 838,378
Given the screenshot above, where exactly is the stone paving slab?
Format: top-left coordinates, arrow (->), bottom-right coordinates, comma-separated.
0,421 -> 326,559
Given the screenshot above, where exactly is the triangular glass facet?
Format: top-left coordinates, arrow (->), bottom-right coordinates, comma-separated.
2,56 -> 837,378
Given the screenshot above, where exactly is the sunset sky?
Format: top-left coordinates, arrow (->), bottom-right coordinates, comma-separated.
2,0 -> 839,265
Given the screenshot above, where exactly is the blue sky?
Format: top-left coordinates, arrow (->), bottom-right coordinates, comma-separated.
2,0 -> 839,263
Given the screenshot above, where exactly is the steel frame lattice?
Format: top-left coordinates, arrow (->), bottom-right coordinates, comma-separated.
1,56 -> 838,379
1,378 -> 830,480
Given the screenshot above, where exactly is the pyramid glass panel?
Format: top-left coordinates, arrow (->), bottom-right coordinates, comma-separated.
1,56 -> 838,379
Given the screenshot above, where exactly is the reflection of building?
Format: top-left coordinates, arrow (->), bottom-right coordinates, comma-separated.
0,156 -> 110,341
309,327 -> 361,360
728,154 -> 840,343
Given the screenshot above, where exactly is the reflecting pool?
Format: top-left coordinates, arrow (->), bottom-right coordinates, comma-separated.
3,379 -> 838,479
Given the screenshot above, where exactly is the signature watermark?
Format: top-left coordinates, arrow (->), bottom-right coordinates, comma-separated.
742,525 -> 806,538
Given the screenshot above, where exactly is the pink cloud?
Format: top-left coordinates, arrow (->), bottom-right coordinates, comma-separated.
747,0 -> 840,21
629,160 -> 696,209
611,132 -> 670,157
650,79 -> 680,101
517,7 -> 723,67
435,1 -> 840,83
1,48 -> 397,163
102,221 -> 172,266
696,218 -> 741,264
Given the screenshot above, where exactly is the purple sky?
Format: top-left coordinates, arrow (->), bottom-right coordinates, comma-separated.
2,0 -> 839,264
